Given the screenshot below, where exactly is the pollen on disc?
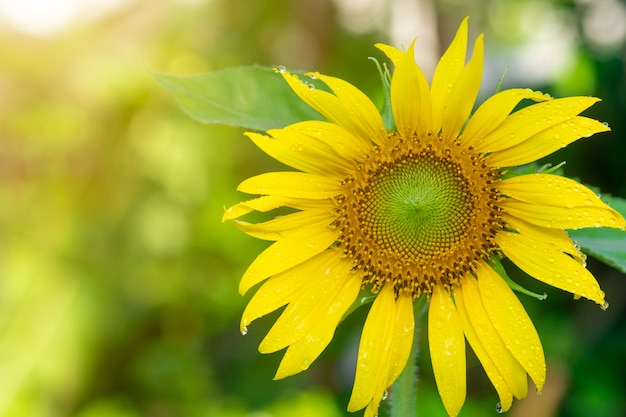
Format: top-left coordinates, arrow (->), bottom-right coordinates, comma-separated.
336,133 -> 502,298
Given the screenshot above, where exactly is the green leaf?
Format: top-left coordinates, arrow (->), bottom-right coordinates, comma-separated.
153,66 -> 324,131
569,194 -> 626,273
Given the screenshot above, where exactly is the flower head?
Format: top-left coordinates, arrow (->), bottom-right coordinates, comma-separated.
224,17 -> 625,417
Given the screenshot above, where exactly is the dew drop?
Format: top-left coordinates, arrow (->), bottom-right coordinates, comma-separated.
601,301 -> 609,311
308,73 -> 317,80
382,390 -> 389,401
537,293 -> 548,301
307,83 -> 316,90
495,402 -> 503,414
241,326 -> 248,336
603,121 -> 610,128
276,65 -> 287,73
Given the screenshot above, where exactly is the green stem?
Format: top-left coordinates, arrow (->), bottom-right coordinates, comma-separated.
390,296 -> 427,417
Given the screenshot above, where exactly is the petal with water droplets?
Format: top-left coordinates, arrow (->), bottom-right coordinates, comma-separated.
442,34 -> 484,140
454,284 -> 514,412
502,213 -> 585,264
462,88 -> 550,147
238,225 -> 338,295
496,230 -> 605,305
240,256 -> 315,333
281,70 -> 387,145
382,40 -> 432,139
260,255 -> 352,353
499,174 -> 625,230
477,263 -> 546,392
429,285 -> 466,417
223,195 -> 316,221
431,17 -> 468,135
473,97 -> 601,154
456,275 -> 528,400
245,129 -> 354,179
348,285 -> 397,414
232,208 -> 335,241
488,116 -> 610,167
274,272 -> 361,378
238,172 -> 342,199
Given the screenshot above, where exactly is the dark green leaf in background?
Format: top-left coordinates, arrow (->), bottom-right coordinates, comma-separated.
570,194 -> 626,273
153,66 -> 324,131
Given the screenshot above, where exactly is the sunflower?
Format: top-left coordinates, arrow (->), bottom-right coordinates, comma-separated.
223,17 -> 625,417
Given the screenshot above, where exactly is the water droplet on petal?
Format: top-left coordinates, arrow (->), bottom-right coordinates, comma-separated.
601,301 -> 609,311
603,121 -> 610,128
495,402 -> 503,413
241,326 -> 248,336
276,65 -> 287,74
308,83 -> 316,90
382,390 -> 388,401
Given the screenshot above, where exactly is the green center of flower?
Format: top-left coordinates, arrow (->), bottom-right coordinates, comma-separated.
363,156 -> 472,259
337,134 -> 502,298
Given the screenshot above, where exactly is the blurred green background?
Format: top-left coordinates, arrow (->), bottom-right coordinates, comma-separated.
1,0 -> 625,416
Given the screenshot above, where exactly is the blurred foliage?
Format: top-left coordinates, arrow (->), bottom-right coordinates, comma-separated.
1,0 -> 625,417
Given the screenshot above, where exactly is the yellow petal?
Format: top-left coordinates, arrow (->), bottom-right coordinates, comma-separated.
279,120 -> 371,160
348,285 -> 397,413
386,40 -> 432,139
231,208 -> 335,241
280,70 -> 387,145
274,272 -> 362,378
488,116 -> 610,167
240,259 -> 312,333
442,34 -> 484,140
368,293 -> 414,417
473,96 -> 601,153
496,230 -> 606,305
456,276 -> 528,400
503,213 -> 585,264
260,255 -> 354,354
223,195 -> 312,221
477,263 -> 546,392
500,174 -> 625,229
461,88 -> 550,148
454,285 -> 513,412
237,172 -> 341,199
429,284 -> 466,417
245,129 -> 353,179
238,226 -> 338,295
384,292 -> 415,386
375,43 -> 403,66
431,17 -> 468,134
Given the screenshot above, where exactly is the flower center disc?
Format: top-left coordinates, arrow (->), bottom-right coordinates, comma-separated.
337,134 -> 502,297
365,155 -> 472,259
